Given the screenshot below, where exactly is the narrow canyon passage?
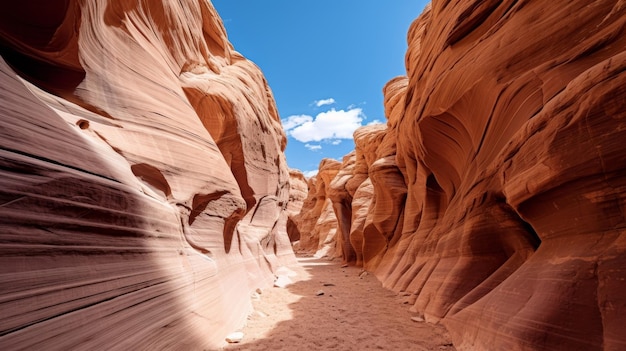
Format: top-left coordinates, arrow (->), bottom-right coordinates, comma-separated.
1,1 -> 625,349
221,255 -> 456,351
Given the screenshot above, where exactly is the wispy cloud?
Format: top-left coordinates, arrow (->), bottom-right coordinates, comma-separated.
367,119 -> 385,126
303,170 -> 319,178
314,98 -> 336,107
282,107 -> 365,143
281,115 -> 312,130
305,143 -> 322,151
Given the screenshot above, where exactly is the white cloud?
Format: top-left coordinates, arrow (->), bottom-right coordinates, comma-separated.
331,140 -> 342,145
303,170 -> 319,178
314,98 -> 336,107
281,115 -> 313,130
305,143 -> 322,151
367,119 -> 385,126
283,108 -> 365,143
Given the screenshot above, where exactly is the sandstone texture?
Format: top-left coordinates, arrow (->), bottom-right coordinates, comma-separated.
293,1 -> 626,350
0,1 -> 294,349
285,169 -> 308,242
290,159 -> 341,258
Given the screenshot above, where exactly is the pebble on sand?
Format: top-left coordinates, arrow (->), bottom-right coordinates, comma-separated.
225,331 -> 244,343
274,275 -> 293,288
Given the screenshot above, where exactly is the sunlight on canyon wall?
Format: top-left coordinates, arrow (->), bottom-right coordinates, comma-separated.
0,0 -> 294,349
290,1 -> 626,350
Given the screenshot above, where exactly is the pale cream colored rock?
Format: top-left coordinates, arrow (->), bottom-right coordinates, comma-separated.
0,1 -> 294,349
225,331 -> 244,343
273,275 -> 293,289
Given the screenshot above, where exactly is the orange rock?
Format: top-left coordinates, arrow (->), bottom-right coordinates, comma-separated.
344,124 -> 387,266
291,159 -> 341,258
328,152 -> 358,263
285,169 -> 308,242
293,0 -> 626,349
0,0 -> 293,349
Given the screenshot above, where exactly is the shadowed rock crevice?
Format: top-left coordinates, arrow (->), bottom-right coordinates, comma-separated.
0,0 -> 84,93
131,163 -> 173,200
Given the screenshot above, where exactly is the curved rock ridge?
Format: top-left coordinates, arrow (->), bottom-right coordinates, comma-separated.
0,0 -> 294,349
290,159 -> 342,258
293,1 -> 626,350
285,169 -> 308,243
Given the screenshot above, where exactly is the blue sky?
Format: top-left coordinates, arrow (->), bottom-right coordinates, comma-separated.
212,1 -> 429,177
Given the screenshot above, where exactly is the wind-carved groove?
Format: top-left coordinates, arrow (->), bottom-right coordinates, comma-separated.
130,163 -> 172,199
446,0 -> 503,46
0,147 -> 120,184
189,191 -> 229,225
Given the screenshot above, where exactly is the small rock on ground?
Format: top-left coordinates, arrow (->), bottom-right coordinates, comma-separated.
274,275 -> 293,288
225,331 -> 244,343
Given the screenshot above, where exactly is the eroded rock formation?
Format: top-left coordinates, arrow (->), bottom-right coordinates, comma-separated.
290,159 -> 341,258
285,169 -> 308,242
294,1 -> 626,350
0,0 -> 293,349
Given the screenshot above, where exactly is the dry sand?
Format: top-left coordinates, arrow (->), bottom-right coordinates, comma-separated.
220,255 -> 456,351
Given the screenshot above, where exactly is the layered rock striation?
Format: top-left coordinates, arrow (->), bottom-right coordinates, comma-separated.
290,159 -> 341,258
0,0 -> 294,349
293,1 -> 626,350
285,169 -> 308,243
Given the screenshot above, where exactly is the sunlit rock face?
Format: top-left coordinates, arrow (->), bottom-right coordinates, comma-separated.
290,159 -> 341,258
0,0 -> 293,349
293,0 -> 626,350
329,124 -> 388,266
285,169 -> 308,243
327,151 -> 358,264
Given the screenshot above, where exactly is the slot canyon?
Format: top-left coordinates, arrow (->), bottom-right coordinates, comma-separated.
1,0 -> 625,350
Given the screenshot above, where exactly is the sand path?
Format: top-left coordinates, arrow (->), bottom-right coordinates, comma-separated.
221,255 -> 456,350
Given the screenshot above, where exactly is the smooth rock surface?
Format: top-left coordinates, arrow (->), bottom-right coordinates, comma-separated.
292,1 -> 626,350
225,331 -> 244,344
286,169 -> 308,242
289,159 -> 341,258
0,0 -> 293,349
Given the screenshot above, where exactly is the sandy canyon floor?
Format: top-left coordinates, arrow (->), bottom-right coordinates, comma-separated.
220,255 -> 456,351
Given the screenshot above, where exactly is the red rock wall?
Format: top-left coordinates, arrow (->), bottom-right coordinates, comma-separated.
0,0 -> 293,349
294,1 -> 626,350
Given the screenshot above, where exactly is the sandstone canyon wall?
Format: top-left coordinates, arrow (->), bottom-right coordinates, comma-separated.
291,159 -> 342,258
0,0 -> 295,349
285,169 -> 308,243
292,1 -> 626,350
